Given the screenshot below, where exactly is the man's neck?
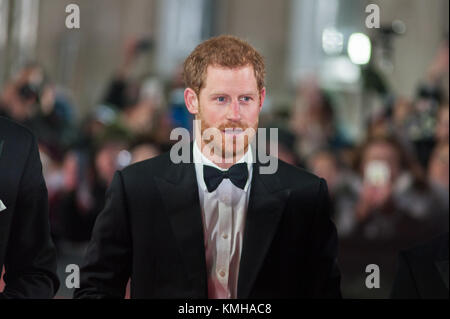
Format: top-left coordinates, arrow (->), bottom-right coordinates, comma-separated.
195,138 -> 247,170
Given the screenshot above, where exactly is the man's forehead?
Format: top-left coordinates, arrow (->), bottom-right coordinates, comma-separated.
202,64 -> 258,91
205,64 -> 256,78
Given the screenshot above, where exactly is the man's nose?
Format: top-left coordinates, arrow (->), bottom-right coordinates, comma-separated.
227,100 -> 241,121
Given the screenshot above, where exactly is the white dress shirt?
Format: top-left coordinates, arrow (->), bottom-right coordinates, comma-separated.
193,141 -> 253,299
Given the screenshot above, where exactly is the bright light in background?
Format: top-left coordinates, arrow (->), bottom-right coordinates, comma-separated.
322,27 -> 344,55
347,33 -> 371,65
320,56 -> 361,85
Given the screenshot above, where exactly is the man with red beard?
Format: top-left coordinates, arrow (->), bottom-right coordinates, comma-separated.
75,35 -> 341,299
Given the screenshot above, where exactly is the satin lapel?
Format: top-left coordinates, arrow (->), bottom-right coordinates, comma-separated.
155,159 -> 207,296
237,162 -> 291,298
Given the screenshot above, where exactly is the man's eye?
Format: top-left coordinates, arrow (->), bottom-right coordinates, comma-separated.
240,96 -> 252,102
216,96 -> 226,102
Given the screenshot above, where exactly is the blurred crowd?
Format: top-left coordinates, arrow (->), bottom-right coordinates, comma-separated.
0,38 -> 448,298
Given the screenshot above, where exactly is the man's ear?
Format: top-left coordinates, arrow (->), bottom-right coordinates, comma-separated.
259,87 -> 266,110
184,88 -> 199,115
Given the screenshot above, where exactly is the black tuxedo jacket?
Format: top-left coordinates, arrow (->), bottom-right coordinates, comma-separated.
0,117 -> 59,298
74,146 -> 341,298
391,232 -> 449,299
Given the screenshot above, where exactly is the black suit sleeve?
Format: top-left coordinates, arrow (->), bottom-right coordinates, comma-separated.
74,171 -> 132,299
1,134 -> 59,299
390,251 -> 420,298
308,178 -> 342,298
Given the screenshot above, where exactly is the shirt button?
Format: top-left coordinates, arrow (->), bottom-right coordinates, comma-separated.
222,234 -> 229,239
219,270 -> 226,278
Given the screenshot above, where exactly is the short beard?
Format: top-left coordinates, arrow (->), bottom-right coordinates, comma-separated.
197,106 -> 258,161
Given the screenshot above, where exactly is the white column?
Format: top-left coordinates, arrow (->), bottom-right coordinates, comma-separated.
7,0 -> 40,75
155,0 -> 206,79
287,0 -> 339,84
0,0 -> 9,85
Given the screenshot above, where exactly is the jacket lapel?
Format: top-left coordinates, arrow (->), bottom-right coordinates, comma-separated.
155,155 -> 208,297
237,161 -> 291,298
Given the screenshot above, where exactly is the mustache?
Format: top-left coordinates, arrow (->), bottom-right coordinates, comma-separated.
217,122 -> 248,131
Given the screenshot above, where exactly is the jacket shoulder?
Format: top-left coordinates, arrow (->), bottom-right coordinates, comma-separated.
120,150 -> 173,181
0,116 -> 35,144
274,158 -> 323,189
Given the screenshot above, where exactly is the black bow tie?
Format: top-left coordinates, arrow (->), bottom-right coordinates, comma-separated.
203,163 -> 248,192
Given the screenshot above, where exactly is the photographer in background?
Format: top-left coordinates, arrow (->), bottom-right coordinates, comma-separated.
335,136 -> 447,298
0,63 -> 76,158
338,136 -> 445,239
51,125 -> 131,244
409,38 -> 449,169
102,37 -> 154,111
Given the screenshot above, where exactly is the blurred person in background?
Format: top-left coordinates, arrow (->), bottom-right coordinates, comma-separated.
428,142 -> 449,190
427,104 -> 449,200
50,150 -> 92,243
94,139 -> 131,187
367,38 -> 449,173
0,64 -> 40,121
103,38 -> 152,111
337,136 -> 445,239
307,150 -> 340,195
409,38 -> 449,169
73,104 -> 120,157
101,38 -> 173,150
435,104 -> 449,144
130,138 -> 161,164
426,142 -> 449,232
0,63 -> 76,156
52,125 -> 131,244
290,77 -> 350,161
392,97 -> 413,133
335,136 -> 447,298
423,38 -> 449,103
165,64 -> 194,133
264,124 -> 301,167
120,76 -> 164,137
307,150 -> 340,220
306,149 -> 361,221
306,149 -> 366,224
379,96 -> 413,143
47,121 -> 133,298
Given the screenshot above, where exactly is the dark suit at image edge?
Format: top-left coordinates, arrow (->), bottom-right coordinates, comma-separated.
0,116 -> 59,299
